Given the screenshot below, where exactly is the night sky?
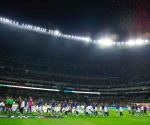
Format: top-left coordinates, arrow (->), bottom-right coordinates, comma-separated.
0,0 -> 150,40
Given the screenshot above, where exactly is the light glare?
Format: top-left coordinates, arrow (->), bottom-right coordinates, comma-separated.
126,40 -> 136,46
0,16 -> 150,46
98,38 -> 115,47
54,30 -> 61,36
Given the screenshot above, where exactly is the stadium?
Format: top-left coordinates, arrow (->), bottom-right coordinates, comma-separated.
0,1 -> 150,125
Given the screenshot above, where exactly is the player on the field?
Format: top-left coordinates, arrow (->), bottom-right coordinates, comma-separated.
0,99 -> 5,112
51,99 -> 56,113
102,104 -> 105,116
144,106 -> 147,115
137,106 -> 141,116
62,100 -> 68,116
92,103 -> 98,116
99,105 -> 103,116
37,98 -> 43,113
84,103 -> 88,115
72,101 -> 78,115
135,104 -> 138,116
20,99 -> 25,114
116,104 -> 120,116
128,105 -> 131,115
27,97 -> 33,114
75,105 -> 80,116
94,104 -> 98,116
47,99 -> 55,113
70,100 -> 74,113
24,98 -> 28,112
131,105 -> 135,116
15,97 -> 22,113
92,103 -> 95,116
5,96 -> 14,113
104,105 -> 109,116
85,105 -> 90,115
4,96 -> 9,113
141,105 -> 144,115
119,105 -> 123,116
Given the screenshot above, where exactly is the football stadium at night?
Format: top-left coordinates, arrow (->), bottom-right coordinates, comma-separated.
0,0 -> 150,125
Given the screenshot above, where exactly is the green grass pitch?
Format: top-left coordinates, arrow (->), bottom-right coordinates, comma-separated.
0,110 -> 150,125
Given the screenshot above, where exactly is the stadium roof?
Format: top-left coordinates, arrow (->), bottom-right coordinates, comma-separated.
0,0 -> 150,39
0,16 -> 149,48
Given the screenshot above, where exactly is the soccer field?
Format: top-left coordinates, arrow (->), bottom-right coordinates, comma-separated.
0,111 -> 150,125
0,116 -> 150,125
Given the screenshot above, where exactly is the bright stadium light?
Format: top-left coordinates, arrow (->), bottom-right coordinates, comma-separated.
1,16 -> 150,46
116,42 -> 124,46
97,38 -> 115,47
126,39 -> 136,46
144,39 -> 149,43
135,39 -> 145,45
126,38 -> 149,47
54,30 -> 61,36
116,42 -> 121,45
84,37 -> 91,42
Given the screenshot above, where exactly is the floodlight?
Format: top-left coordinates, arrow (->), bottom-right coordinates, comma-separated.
84,37 -> 91,42
135,39 -> 145,45
116,42 -> 121,46
126,39 -> 136,46
54,30 -> 61,36
97,38 -> 115,47
1,16 -> 150,46
126,39 -> 148,46
144,39 -> 149,43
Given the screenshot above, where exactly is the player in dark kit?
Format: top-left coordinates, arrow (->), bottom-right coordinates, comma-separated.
131,105 -> 135,116
144,106 -> 147,115
37,98 -> 43,113
15,97 -> 22,113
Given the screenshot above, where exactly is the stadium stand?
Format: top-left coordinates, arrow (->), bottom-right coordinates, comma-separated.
0,22 -> 150,104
